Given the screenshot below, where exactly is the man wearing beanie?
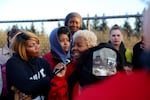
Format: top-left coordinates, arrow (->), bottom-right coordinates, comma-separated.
64,12 -> 82,35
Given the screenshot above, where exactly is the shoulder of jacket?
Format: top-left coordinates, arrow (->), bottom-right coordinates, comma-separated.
94,42 -> 114,50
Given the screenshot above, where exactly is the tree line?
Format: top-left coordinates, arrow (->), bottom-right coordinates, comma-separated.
2,13 -> 142,38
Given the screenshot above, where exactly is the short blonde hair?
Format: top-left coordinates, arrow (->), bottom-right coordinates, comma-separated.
11,31 -> 39,61
73,30 -> 97,48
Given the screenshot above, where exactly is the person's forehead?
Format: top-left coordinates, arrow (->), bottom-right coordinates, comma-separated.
73,37 -> 87,44
111,29 -> 122,35
69,16 -> 81,21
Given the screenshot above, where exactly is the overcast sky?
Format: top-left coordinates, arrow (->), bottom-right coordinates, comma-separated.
0,0 -> 148,34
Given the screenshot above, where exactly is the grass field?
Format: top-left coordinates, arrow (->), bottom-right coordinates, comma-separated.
0,30 -> 141,56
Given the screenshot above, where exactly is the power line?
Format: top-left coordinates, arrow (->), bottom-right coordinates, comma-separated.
0,14 -> 142,23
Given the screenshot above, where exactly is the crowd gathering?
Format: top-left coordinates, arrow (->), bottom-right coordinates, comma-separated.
0,4 -> 150,100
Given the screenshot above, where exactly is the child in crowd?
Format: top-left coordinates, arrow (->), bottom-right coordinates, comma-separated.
43,26 -> 75,100
64,12 -> 82,35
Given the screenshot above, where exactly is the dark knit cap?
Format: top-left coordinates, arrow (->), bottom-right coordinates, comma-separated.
64,12 -> 82,26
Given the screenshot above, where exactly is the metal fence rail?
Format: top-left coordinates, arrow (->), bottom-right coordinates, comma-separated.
0,14 -> 142,23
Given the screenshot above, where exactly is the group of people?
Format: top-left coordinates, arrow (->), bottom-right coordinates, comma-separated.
0,5 -> 150,100
75,4 -> 150,100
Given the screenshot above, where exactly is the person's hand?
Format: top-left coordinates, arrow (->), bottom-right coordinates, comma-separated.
53,62 -> 67,77
11,86 -> 32,100
124,66 -> 133,74
18,92 -> 32,100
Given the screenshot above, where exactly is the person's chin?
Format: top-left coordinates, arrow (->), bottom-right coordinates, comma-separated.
72,54 -> 80,60
114,42 -> 120,46
71,28 -> 78,32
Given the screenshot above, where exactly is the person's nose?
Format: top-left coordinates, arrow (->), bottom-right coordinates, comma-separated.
35,44 -> 40,49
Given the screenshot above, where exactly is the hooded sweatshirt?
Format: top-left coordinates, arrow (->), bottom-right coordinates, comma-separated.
43,27 -> 76,100
49,27 -> 71,64
6,53 -> 54,100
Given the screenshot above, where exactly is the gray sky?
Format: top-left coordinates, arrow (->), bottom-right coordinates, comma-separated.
0,0 -> 147,34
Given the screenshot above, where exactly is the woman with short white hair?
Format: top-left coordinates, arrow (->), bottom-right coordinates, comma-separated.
72,30 -> 97,60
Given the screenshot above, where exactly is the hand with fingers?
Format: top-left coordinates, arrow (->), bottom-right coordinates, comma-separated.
11,86 -> 32,100
53,63 -> 67,77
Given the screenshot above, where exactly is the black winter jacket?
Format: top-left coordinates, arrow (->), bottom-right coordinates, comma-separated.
68,42 -> 123,99
6,53 -> 54,100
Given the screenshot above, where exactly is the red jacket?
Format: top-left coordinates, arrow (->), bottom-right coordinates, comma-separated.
43,52 -> 78,100
75,70 -> 150,100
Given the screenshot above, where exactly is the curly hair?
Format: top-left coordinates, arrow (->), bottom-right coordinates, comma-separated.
73,30 -> 97,48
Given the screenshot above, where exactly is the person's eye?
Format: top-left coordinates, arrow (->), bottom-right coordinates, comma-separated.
28,43 -> 35,47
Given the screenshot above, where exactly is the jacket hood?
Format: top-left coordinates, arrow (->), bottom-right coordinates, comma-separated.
49,27 -> 71,64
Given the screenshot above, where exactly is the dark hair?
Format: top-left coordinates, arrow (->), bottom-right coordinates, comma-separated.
57,26 -> 71,40
7,28 -> 21,47
110,24 -> 122,34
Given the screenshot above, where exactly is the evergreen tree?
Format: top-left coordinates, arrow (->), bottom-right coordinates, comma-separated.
134,12 -> 142,36
92,14 -> 100,30
57,22 -> 61,27
7,24 -> 19,32
30,22 -> 36,34
99,14 -> 109,34
41,22 -> 45,34
25,26 -> 29,31
12,24 -> 19,29
86,13 -> 91,30
20,26 -> 24,31
82,21 -> 87,29
123,19 -> 133,38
